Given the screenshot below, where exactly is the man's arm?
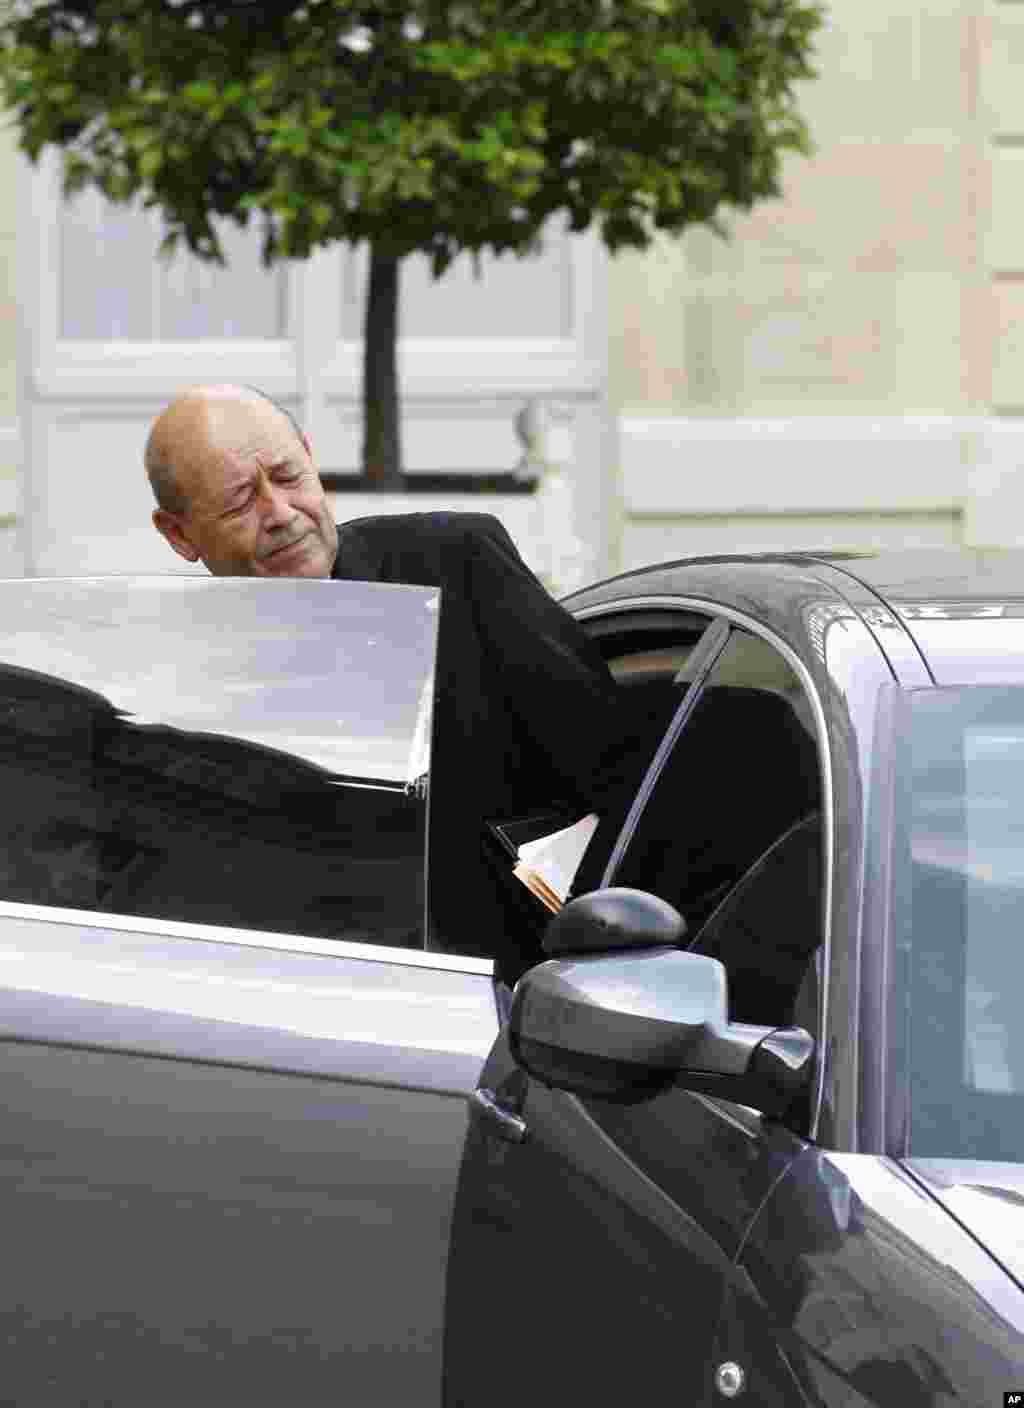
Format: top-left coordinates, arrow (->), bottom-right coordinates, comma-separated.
458,515 -> 658,812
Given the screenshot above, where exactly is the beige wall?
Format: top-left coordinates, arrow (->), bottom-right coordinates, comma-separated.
610,0 -> 981,420
604,0 -> 1024,569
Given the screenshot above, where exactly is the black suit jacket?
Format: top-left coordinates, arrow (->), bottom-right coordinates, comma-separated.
331,512 -> 656,976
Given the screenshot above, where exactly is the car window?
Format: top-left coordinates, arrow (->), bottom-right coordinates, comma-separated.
0,577 -> 439,949
609,626 -> 826,1039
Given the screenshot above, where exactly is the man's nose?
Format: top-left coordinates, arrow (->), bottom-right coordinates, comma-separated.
257,478 -> 295,526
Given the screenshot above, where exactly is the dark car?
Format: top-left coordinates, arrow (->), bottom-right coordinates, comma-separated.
2,551 -> 1024,1405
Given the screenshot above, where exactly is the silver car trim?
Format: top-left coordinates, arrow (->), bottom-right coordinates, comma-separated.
407,667 -> 436,789
601,616 -> 732,887
574,592 -> 834,1143
0,898 -> 494,977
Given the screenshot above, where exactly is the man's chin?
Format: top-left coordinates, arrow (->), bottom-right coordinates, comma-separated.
259,535 -> 326,576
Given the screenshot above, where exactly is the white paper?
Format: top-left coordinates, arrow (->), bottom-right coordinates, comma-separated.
516,813 -> 600,904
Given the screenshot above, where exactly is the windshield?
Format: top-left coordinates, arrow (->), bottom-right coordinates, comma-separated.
896,686 -> 1024,1159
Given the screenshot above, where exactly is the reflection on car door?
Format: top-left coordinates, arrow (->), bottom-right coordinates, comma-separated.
0,912 -> 496,1406
443,1028 -> 806,1407
0,577 -> 442,948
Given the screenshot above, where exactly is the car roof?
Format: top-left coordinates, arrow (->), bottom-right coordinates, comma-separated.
824,549 -> 1024,686
569,548 -> 1024,687
809,547 -> 1024,608
576,547 -> 1024,609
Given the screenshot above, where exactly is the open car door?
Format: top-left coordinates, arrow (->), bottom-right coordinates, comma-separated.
0,576 -> 497,1406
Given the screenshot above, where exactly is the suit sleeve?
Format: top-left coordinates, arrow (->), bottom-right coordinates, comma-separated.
458,516 -> 660,814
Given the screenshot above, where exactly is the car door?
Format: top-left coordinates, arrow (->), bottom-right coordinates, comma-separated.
0,576 -> 499,1407
443,613 -> 829,1407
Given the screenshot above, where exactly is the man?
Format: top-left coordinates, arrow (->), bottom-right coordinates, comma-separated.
146,384 -> 653,978
146,383 -> 338,580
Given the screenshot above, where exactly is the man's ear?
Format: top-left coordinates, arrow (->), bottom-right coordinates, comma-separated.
153,508 -> 200,563
301,432 -> 314,463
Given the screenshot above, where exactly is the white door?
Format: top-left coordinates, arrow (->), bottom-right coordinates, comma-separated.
15,152 -> 612,578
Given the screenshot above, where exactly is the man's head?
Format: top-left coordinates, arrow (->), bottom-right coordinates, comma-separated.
146,384 -> 338,578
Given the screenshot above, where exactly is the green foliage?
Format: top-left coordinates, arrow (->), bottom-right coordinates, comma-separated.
0,0 -> 826,273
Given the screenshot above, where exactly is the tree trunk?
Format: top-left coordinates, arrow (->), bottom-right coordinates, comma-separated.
362,243 -> 404,486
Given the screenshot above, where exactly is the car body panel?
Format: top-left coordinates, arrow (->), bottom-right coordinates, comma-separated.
0,902 -> 496,1405
1,1048 -> 460,1405
889,611 -> 1024,687
802,547 -> 1024,687
444,1030 -> 806,1408
904,1159 -> 1024,1291
799,560 -> 934,687
729,1149 -> 1024,1405
0,902 -> 496,1093
811,546 -> 1024,607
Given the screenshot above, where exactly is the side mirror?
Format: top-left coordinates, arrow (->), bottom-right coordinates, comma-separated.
512,890 -> 813,1113
542,887 -> 687,957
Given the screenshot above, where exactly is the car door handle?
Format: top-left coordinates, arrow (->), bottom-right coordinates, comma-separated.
469,1086 -> 529,1144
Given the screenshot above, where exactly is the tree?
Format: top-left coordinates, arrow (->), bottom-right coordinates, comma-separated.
0,0 -> 825,485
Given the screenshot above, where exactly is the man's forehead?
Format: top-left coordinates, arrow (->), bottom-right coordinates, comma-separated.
204,392 -> 293,452
186,403 -> 296,490
158,386 -> 283,449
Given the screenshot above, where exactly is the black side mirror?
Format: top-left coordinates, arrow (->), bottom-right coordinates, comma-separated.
542,887 -> 686,958
513,888 -> 813,1113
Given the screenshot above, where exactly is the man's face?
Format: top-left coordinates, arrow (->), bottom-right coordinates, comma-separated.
155,404 -> 338,578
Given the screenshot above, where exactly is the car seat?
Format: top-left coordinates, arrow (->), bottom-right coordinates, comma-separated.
687,811 -> 823,1029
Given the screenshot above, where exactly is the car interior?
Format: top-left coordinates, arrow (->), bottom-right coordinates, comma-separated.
586,613 -> 826,1066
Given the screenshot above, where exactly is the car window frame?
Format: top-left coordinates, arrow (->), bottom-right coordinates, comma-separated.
600,616 -> 732,886
575,593 -> 834,1141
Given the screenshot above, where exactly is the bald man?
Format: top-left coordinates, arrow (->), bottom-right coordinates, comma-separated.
145,385 -> 655,979
147,384 -> 338,578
